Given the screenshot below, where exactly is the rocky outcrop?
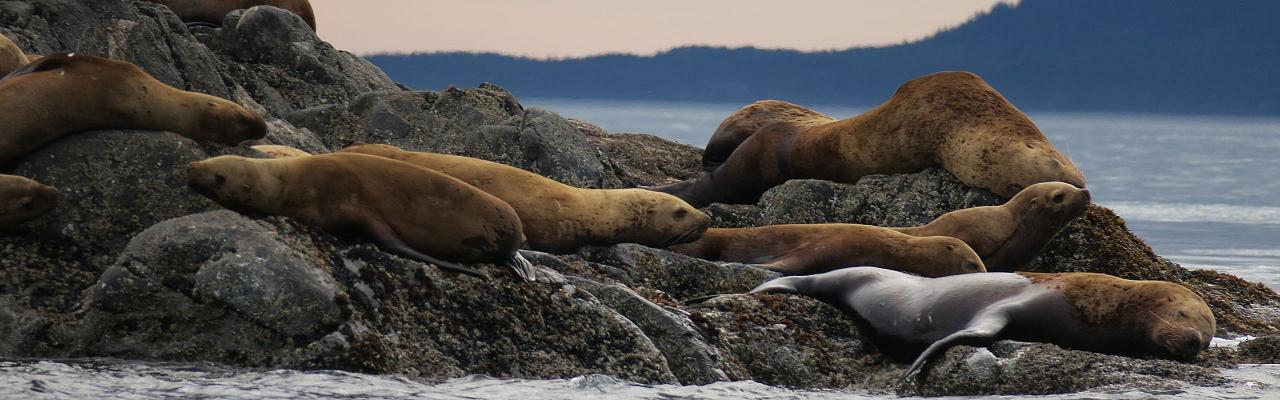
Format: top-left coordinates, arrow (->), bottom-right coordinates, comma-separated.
0,0 -> 1276,396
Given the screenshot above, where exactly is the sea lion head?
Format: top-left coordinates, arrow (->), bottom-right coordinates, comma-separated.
617,189 -> 710,247
182,96 -> 268,144
913,236 -> 987,276
1012,181 -> 1091,220
1135,282 -> 1217,360
0,175 -> 58,227
187,155 -> 270,211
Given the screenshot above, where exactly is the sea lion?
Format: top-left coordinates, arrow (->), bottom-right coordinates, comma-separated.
187,153 -> 537,280
752,267 -> 1215,379
144,0 -> 318,31
0,53 -> 266,165
252,144 -> 313,158
0,174 -> 58,228
0,33 -> 27,77
893,182 -> 1091,271
701,100 -> 834,171
669,224 -> 985,277
651,71 -> 1085,207
338,143 -> 710,253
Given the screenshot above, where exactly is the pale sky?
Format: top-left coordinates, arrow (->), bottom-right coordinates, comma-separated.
310,0 -> 1020,58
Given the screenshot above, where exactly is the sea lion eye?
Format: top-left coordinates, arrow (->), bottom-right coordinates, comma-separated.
945,245 -> 956,251
673,209 -> 688,218
215,174 -> 227,185
1051,193 -> 1066,204
20,200 -> 34,211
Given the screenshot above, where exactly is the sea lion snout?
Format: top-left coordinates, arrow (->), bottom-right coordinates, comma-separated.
1159,328 -> 1208,361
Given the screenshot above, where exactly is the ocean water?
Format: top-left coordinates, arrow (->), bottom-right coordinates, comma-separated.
527,98 -> 1280,290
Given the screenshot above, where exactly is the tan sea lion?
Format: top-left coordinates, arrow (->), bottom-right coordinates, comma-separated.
0,33 -> 27,77
0,53 -> 266,165
338,143 -> 711,253
753,267 -> 1216,379
893,182 -> 1091,271
701,100 -> 834,171
668,224 -> 985,277
0,174 -> 58,228
145,0 -> 318,31
651,71 -> 1086,207
252,144 -> 312,158
187,153 -> 536,280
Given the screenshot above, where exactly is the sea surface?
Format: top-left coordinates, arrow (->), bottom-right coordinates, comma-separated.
5,100 -> 1280,399
527,98 -> 1280,290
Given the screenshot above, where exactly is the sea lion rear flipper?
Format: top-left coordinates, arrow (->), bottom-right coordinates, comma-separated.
366,220 -> 489,279
505,252 -> 537,282
903,311 -> 1009,381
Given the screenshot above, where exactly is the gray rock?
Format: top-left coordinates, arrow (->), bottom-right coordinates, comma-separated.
288,86 -> 608,188
12,130 -> 221,266
574,244 -> 780,300
569,276 -> 729,384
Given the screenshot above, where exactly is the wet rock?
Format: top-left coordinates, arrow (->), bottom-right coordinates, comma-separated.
1236,336 -> 1280,363
287,87 -> 607,188
569,277 -> 729,384
12,130 -> 220,266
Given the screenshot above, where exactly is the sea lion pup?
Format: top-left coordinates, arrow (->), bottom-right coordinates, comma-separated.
668,224 -> 984,277
752,267 -> 1216,379
144,0 -> 318,31
0,33 -> 27,77
187,153 -> 537,281
893,182 -> 1091,271
0,54 -> 266,165
0,174 -> 59,228
649,71 -> 1085,207
338,143 -> 711,253
251,144 -> 313,158
701,100 -> 835,171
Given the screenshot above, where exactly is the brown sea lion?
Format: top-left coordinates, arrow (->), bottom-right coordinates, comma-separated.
651,71 -> 1085,207
0,53 -> 266,165
701,100 -> 834,171
187,153 -> 536,280
338,143 -> 710,254
0,174 -> 58,228
0,33 -> 27,77
252,144 -> 313,158
145,0 -> 318,31
752,267 -> 1216,379
668,224 -> 984,277
893,182 -> 1091,271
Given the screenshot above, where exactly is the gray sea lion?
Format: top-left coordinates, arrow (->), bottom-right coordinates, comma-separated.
339,143 -> 710,253
651,71 -> 1085,207
0,53 -> 266,165
668,224 -> 985,277
144,0 -> 318,31
187,153 -> 537,280
752,267 -> 1216,379
0,174 -> 58,228
893,182 -> 1091,271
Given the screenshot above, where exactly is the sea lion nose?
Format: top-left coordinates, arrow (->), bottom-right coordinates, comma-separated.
1080,188 -> 1092,201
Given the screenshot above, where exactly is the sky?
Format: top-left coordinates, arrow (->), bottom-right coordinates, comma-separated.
309,0 -> 1020,58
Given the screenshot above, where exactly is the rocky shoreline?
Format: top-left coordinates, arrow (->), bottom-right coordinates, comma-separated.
1,1 -> 1278,396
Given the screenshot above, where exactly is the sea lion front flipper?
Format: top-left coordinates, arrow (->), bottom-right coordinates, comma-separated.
749,276 -> 804,295
365,218 -> 489,279
903,311 -> 1010,381
505,252 -> 537,282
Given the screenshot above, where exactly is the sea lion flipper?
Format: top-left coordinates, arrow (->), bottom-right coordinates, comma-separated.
365,219 -> 488,279
749,276 -> 803,294
903,312 -> 1010,380
505,252 -> 537,282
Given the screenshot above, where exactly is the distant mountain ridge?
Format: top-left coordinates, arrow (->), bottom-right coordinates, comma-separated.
367,0 -> 1280,115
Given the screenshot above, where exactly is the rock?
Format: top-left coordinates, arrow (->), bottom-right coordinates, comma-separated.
574,244 -> 780,300
12,130 -> 221,266
1236,336 -> 1280,363
569,277 -> 729,384
287,87 -> 608,188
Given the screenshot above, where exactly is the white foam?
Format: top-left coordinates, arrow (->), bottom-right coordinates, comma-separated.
1104,201 -> 1280,225
1211,335 -> 1257,349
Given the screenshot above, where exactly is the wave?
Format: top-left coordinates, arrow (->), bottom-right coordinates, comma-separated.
1104,201 -> 1280,225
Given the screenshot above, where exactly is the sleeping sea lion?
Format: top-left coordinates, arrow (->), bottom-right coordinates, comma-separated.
752,267 -> 1216,379
0,53 -> 266,165
0,174 -> 58,229
187,153 -> 537,280
668,224 -> 985,277
338,143 -> 710,253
